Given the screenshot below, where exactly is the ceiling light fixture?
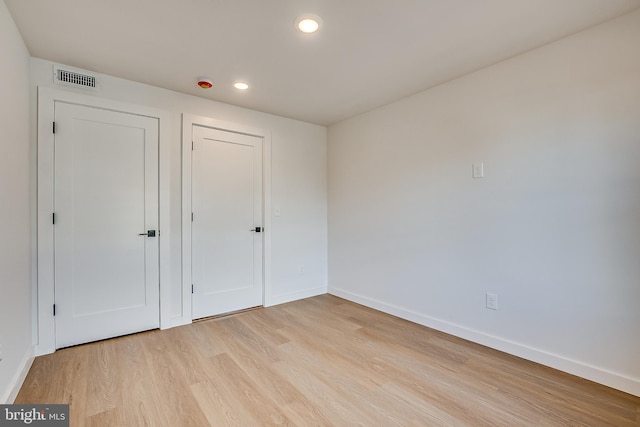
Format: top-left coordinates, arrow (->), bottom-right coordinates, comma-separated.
295,15 -> 321,34
233,82 -> 249,90
197,77 -> 213,89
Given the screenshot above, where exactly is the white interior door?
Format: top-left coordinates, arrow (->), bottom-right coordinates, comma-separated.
54,102 -> 159,348
191,125 -> 263,319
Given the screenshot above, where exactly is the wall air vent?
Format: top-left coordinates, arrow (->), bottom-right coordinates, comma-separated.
53,65 -> 99,90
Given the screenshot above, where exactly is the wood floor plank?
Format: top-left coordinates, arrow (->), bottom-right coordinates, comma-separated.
277,340 -> 425,426
138,329 -> 211,426
185,320 -> 230,358
14,295 -> 640,426
84,407 -> 124,427
380,381 -> 478,427
15,344 -> 90,425
238,309 -> 291,346
85,338 -> 122,416
208,353 -> 295,426
280,399 -> 336,427
202,319 -> 313,409
221,316 -> 283,363
459,351 -> 638,426
272,356 -> 384,426
191,379 -> 258,427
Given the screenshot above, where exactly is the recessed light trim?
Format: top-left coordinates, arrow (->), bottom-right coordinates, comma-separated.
233,81 -> 249,90
295,14 -> 321,33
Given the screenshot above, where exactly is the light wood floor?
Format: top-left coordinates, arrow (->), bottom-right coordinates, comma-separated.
16,295 -> 640,426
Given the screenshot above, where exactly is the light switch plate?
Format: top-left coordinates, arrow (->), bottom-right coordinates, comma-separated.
486,293 -> 498,310
473,163 -> 484,178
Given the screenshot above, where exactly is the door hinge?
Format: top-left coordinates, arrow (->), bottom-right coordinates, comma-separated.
52,122 -> 56,134
53,304 -> 56,316
52,212 -> 56,224
191,141 -> 194,150
191,284 -> 194,294
191,212 -> 194,222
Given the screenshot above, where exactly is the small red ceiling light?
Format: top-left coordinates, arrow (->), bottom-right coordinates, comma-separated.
197,77 -> 213,89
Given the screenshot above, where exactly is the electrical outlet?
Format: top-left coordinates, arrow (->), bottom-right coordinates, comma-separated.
486,293 -> 498,310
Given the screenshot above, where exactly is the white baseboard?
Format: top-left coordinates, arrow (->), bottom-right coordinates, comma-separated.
329,287 -> 640,397
167,315 -> 192,329
266,286 -> 327,307
1,347 -> 35,404
166,286 -> 328,325
34,344 -> 54,357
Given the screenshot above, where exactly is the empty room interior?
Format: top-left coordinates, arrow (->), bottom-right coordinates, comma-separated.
1,0 -> 639,425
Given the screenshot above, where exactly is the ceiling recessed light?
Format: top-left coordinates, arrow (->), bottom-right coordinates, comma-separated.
233,82 -> 249,90
295,15 -> 321,34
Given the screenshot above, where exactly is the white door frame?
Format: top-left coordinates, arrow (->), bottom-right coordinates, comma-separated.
181,114 -> 272,319
36,87 -> 172,355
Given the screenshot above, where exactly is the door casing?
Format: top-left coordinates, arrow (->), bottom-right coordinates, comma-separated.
181,114 -> 273,320
36,87 -> 174,355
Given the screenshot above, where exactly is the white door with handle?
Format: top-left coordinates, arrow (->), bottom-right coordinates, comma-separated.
54,102 -> 160,348
191,125 -> 263,319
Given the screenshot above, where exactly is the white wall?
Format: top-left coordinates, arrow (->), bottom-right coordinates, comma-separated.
328,10 -> 640,396
30,58 -> 327,330
0,0 -> 33,403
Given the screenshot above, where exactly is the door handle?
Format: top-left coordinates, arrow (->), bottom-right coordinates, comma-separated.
138,230 -> 156,237
250,227 -> 262,233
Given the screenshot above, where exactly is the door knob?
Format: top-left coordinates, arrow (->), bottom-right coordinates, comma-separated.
138,230 -> 156,237
250,227 -> 262,233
